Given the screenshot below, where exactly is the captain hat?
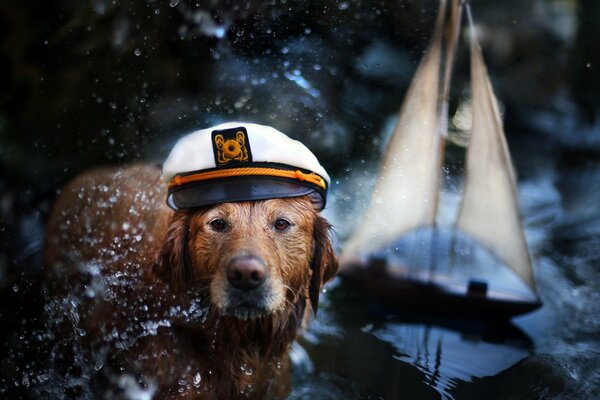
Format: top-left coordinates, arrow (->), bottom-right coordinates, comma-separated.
163,122 -> 330,211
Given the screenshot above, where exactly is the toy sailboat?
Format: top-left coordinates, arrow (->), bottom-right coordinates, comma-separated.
340,0 -> 542,318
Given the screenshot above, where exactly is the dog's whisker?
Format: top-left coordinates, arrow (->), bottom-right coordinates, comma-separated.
283,298 -> 296,310
282,284 -> 299,299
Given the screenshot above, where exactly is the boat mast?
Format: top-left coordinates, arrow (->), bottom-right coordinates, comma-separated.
430,0 -> 464,278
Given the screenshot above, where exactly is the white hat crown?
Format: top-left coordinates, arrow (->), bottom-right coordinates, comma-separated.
163,122 -> 330,210
163,122 -> 330,184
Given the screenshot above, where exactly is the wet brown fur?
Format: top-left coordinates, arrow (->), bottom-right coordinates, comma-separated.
43,164 -> 338,399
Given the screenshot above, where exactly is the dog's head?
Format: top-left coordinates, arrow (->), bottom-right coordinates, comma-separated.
154,195 -> 337,320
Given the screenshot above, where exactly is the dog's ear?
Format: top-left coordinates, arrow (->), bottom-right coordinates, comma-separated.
153,211 -> 192,285
309,215 -> 338,315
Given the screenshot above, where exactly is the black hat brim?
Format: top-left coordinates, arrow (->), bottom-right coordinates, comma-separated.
167,176 -> 326,210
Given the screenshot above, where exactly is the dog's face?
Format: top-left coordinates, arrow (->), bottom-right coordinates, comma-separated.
190,197 -> 316,320
155,195 -> 337,320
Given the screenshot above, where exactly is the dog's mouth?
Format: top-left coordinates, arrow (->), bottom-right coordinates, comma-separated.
221,284 -> 281,320
223,302 -> 269,320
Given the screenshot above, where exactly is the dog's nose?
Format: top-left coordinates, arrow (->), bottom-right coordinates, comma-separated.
227,256 -> 266,290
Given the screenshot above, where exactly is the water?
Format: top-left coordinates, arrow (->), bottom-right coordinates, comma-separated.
1,165 -> 599,399
1,0 -> 600,398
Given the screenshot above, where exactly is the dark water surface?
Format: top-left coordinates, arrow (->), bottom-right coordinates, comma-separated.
2,0 -> 600,399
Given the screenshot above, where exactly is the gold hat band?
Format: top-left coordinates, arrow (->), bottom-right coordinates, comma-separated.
168,167 -> 327,190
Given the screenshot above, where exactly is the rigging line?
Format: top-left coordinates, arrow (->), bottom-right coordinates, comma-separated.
437,0 -> 464,139
465,1 -> 476,40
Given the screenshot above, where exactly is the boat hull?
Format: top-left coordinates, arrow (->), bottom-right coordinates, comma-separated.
340,261 -> 543,319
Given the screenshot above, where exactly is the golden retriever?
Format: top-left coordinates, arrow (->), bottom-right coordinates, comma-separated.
43,164 -> 338,399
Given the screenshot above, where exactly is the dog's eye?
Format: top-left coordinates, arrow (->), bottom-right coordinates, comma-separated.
273,218 -> 291,231
209,218 -> 227,231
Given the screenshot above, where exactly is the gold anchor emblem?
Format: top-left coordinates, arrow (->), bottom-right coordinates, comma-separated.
214,131 -> 250,165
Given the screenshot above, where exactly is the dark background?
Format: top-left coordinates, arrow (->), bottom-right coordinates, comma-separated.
2,0 -> 598,257
1,0 -> 599,398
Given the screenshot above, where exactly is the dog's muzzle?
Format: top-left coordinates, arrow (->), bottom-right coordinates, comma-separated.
224,255 -> 272,320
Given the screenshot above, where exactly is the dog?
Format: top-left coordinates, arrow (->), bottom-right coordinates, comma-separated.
43,163 -> 338,399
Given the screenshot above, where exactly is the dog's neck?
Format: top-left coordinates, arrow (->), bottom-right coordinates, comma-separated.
167,295 -> 307,399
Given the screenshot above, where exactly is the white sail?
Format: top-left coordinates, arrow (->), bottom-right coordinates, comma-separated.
341,1 -> 446,261
455,15 -> 535,290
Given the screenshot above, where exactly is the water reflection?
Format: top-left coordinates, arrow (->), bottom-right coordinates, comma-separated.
373,316 -> 532,399
302,285 -> 534,400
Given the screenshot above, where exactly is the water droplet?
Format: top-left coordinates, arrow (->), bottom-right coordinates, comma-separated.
169,0 -> 180,7
338,2 -> 350,10
240,363 -> 253,376
12,284 -> 19,292
94,361 -> 104,371
133,48 -> 141,56
192,373 -> 201,387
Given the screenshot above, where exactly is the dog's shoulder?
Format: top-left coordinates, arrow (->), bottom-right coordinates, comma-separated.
43,163 -> 173,271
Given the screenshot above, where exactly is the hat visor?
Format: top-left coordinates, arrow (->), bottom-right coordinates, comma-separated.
168,177 -> 323,210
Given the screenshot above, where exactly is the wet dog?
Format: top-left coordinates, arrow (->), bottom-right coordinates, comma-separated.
43,164 -> 338,399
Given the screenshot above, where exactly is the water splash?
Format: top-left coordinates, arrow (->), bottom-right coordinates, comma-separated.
284,71 -> 321,99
